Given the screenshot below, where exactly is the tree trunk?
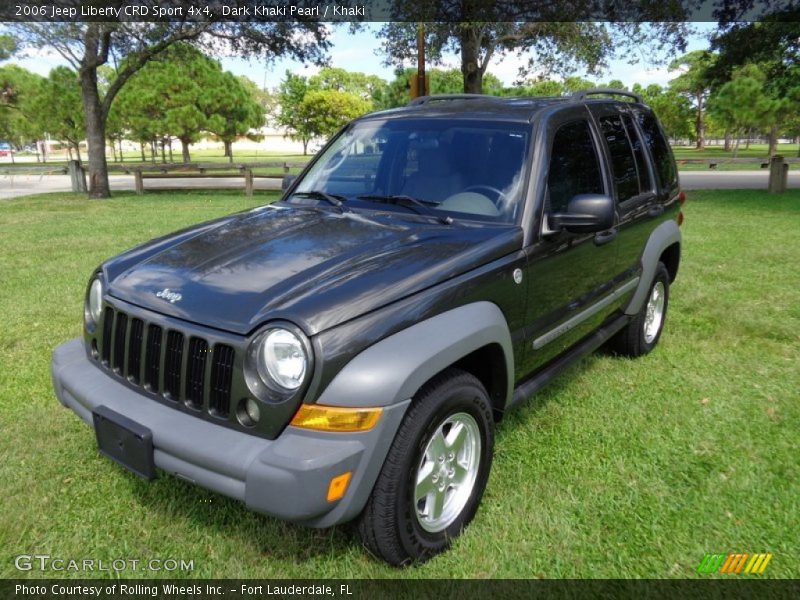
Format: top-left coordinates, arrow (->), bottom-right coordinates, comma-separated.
302,139 -> 308,155
140,143 -> 146,162
745,127 -> 751,150
150,140 -> 156,163
767,125 -> 778,157
224,140 -> 233,162
180,137 -> 191,163
460,30 -> 483,94
67,146 -> 73,161
75,142 -> 82,163
118,139 -> 124,162
160,139 -> 167,163
733,132 -> 741,158
78,66 -> 111,198
110,140 -> 117,162
724,129 -> 732,152
694,91 -> 705,150
168,138 -> 173,162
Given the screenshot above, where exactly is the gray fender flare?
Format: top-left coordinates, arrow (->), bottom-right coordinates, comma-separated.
316,301 -> 514,409
625,219 -> 681,315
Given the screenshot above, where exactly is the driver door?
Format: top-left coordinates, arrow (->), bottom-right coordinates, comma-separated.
518,108 -> 621,376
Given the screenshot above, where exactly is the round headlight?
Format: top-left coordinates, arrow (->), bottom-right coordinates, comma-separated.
85,278 -> 103,326
257,328 -> 307,390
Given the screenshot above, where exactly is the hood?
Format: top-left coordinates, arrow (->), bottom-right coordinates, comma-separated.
105,205 -> 522,336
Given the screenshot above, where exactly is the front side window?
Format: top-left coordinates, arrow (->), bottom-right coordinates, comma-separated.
547,120 -> 604,214
293,118 -> 531,223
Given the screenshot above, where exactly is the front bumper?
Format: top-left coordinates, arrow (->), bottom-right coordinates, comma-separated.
52,338 -> 409,527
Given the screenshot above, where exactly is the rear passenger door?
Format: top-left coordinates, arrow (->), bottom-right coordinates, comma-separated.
589,105 -> 660,282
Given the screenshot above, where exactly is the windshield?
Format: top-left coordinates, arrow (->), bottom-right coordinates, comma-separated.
293,118 -> 530,223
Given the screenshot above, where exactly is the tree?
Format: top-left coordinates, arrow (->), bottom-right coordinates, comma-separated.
707,65 -> 777,157
275,72 -> 313,154
11,20 -> 330,197
668,51 -> 717,150
29,67 -> 85,161
377,13 -> 687,94
308,67 -> 388,104
710,14 -> 800,155
633,83 -> 694,142
374,67 -> 504,109
0,64 -> 42,155
0,34 -> 16,61
297,90 -> 371,141
205,71 -> 265,161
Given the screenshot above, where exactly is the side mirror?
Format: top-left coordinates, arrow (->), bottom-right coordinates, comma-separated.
551,193 -> 615,234
282,174 -> 297,192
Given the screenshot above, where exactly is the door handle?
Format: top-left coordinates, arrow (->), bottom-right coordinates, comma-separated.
594,228 -> 618,246
648,204 -> 665,218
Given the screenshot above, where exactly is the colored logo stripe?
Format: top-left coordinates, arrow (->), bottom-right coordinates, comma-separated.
698,553 -> 772,574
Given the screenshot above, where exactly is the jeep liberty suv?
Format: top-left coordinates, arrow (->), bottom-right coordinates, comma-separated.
52,89 -> 684,566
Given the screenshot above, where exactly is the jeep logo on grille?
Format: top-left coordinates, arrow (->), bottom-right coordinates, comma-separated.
155,288 -> 182,304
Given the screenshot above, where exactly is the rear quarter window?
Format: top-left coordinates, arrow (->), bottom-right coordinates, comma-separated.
636,111 -> 678,191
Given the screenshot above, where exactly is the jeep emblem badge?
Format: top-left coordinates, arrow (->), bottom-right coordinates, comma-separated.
155,288 -> 182,303
513,269 -> 523,285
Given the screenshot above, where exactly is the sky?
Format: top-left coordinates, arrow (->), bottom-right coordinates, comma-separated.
6,23 -> 717,91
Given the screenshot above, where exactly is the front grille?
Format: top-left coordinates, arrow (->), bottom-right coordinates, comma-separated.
95,307 -> 234,420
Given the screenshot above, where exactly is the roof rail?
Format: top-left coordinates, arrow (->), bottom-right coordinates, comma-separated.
408,94 -> 491,106
571,88 -> 644,104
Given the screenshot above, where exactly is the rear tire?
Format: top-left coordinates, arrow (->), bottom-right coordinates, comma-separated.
356,369 -> 494,566
609,262 -> 670,357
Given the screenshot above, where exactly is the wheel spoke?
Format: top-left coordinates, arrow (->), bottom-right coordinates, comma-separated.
428,486 -> 446,521
445,421 -> 468,454
415,464 -> 437,502
451,460 -> 470,486
427,429 -> 447,460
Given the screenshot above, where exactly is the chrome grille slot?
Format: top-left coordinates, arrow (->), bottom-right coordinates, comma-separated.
112,312 -> 128,374
127,318 -> 144,384
164,330 -> 184,400
209,344 -> 235,418
186,337 -> 208,409
144,324 -> 162,392
101,307 -> 114,365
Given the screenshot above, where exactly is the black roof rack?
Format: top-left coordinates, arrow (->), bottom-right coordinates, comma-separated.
408,94 -> 494,106
571,88 -> 643,104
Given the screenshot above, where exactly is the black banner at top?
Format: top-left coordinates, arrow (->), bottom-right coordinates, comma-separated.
2,0 -> 800,22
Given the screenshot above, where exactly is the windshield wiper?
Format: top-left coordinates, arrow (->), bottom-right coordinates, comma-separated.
357,194 -> 453,225
291,190 -> 350,212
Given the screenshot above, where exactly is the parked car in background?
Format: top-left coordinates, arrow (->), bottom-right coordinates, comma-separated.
0,142 -> 13,157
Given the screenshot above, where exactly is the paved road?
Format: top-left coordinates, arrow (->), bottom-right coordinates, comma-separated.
1,170 -> 797,200
679,170 -> 800,190
0,173 -> 282,200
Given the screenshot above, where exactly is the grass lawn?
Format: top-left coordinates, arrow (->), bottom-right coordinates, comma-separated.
0,189 -> 797,578
673,143 -> 800,171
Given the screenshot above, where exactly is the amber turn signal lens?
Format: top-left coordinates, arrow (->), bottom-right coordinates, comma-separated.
678,191 -> 687,206
290,404 -> 383,432
677,211 -> 685,227
327,471 -> 352,502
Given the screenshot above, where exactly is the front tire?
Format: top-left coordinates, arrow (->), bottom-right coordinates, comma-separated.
356,369 -> 494,566
609,261 -> 670,357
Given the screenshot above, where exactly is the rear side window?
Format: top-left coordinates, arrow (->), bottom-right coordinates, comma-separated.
636,111 -> 677,190
598,114 -> 639,203
621,113 -> 653,193
547,120 -> 604,213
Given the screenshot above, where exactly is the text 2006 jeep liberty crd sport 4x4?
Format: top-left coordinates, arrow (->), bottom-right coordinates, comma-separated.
52,89 -> 684,565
